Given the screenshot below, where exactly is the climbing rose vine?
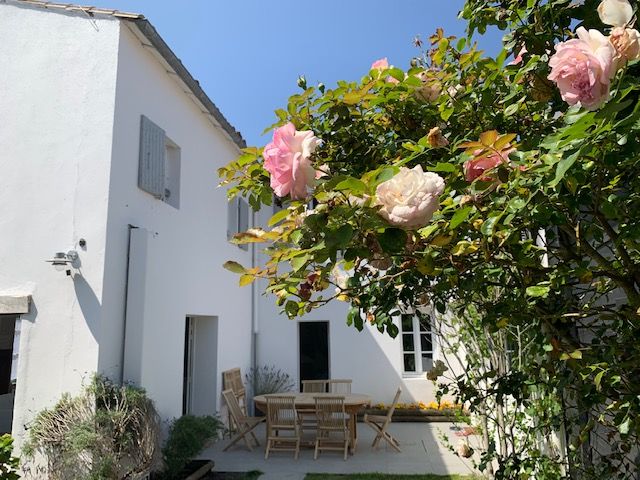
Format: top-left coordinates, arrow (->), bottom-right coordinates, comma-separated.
220,0 -> 640,478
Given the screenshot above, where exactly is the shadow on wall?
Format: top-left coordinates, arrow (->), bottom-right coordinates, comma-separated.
73,274 -> 101,341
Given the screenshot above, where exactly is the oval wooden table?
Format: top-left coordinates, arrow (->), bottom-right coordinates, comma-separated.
253,392 -> 372,454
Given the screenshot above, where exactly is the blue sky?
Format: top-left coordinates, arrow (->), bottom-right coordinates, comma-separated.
89,0 -> 503,146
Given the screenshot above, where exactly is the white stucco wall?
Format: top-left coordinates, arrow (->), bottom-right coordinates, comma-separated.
103,23 -> 253,423
0,3 -> 121,445
253,208 -> 442,405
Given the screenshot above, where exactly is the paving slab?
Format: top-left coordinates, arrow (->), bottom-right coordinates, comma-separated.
200,422 -> 481,477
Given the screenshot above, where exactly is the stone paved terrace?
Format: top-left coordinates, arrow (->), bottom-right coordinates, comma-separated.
200,422 -> 481,479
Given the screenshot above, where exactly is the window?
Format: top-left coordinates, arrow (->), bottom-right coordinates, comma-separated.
138,115 -> 181,209
227,196 -> 249,250
401,312 -> 434,375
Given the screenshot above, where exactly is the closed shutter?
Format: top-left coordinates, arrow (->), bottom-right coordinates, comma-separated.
238,198 -> 249,251
138,115 -> 166,198
227,197 -> 239,240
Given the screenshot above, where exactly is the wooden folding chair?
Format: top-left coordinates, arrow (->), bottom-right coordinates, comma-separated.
328,379 -> 352,394
364,387 -> 402,452
298,380 -> 329,436
222,368 -> 246,412
265,395 -> 301,460
314,396 -> 350,461
222,389 -> 264,452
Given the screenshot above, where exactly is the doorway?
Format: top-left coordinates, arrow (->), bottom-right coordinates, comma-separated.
183,316 -> 218,416
298,321 -> 329,391
0,315 -> 16,433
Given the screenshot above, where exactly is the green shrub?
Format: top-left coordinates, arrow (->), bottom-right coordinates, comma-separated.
161,414 -> 223,480
23,375 -> 160,479
0,434 -> 19,480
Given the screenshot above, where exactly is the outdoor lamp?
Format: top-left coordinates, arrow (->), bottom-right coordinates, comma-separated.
46,251 -> 79,274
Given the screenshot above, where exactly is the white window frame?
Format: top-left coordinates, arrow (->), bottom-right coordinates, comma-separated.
400,312 -> 435,377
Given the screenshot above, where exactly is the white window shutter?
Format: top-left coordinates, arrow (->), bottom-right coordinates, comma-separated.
138,115 -> 166,198
238,198 -> 249,251
227,197 -> 239,240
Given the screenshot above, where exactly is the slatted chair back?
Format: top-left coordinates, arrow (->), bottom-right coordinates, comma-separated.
266,395 -> 298,429
328,379 -> 352,394
222,388 -> 246,426
302,379 -> 328,393
315,396 -> 347,431
386,387 -> 403,420
223,368 -> 245,397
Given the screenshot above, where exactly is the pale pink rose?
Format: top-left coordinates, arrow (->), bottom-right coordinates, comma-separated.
610,27 -> 640,62
598,0 -> 633,27
371,57 -> 400,84
375,165 -> 445,229
263,123 -> 322,200
547,27 -> 615,110
464,146 -> 515,182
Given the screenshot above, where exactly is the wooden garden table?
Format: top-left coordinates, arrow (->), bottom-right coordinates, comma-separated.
253,392 -> 372,454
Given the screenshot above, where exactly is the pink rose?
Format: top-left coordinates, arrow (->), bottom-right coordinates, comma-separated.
464,146 -> 515,182
371,57 -> 400,84
263,123 -> 322,200
371,58 -> 390,70
375,165 -> 445,229
547,27 -> 615,110
509,46 -> 528,65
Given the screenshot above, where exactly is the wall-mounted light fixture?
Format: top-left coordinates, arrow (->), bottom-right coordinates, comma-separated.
46,251 -> 79,275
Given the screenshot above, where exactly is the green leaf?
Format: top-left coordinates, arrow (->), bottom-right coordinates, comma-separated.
223,261 -> 246,274
594,370 -> 604,392
431,162 -> 457,173
480,214 -> 502,236
268,208 -> 290,226
618,417 -> 630,435
335,177 -> 368,194
551,151 -> 580,187
291,254 -> 309,272
450,206 -> 473,229
526,285 -> 550,297
239,274 -> 255,287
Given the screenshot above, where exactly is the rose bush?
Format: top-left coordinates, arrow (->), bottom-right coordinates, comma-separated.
221,0 -> 640,477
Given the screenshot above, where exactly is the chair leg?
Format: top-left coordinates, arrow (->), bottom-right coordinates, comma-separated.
265,439 -> 271,460
343,439 -> 348,461
314,438 -> 320,460
250,430 -> 260,446
294,438 -> 300,460
224,429 -> 250,452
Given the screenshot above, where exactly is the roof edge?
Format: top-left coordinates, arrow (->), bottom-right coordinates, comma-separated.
132,19 -> 246,149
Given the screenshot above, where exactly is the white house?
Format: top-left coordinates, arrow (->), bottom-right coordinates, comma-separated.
0,0 -> 449,452
0,0 -> 254,447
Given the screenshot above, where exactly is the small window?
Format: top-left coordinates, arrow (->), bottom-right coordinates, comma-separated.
163,139 -> 181,209
400,312 -> 434,374
227,196 -> 249,251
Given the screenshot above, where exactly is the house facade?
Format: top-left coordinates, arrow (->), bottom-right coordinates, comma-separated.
0,0 -> 451,452
0,0 -> 253,447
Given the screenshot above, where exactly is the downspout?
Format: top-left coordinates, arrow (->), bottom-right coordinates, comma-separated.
119,224 -> 138,384
250,209 -> 258,414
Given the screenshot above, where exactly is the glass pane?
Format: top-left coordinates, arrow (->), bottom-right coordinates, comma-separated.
421,355 -> 433,371
402,334 -> 414,352
404,354 -> 416,372
420,333 -> 433,352
418,316 -> 431,332
401,314 -> 413,332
